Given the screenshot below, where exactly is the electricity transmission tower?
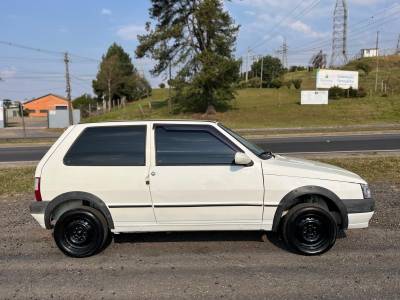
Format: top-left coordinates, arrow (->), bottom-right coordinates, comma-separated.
330,0 -> 348,67
277,38 -> 288,69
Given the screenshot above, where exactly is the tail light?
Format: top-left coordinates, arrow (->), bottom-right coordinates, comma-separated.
34,177 -> 42,201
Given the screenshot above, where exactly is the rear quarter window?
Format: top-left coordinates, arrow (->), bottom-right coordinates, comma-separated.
64,125 -> 146,166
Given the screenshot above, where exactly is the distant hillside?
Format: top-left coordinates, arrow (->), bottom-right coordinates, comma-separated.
285,55 -> 400,93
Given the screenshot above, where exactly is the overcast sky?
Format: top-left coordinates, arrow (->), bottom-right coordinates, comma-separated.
0,0 -> 399,101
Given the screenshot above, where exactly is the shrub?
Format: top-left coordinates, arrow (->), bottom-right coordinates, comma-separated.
329,86 -> 344,99
270,79 -> 282,89
355,61 -> 372,75
159,83 -> 166,89
291,79 -> 302,89
357,87 -> 367,98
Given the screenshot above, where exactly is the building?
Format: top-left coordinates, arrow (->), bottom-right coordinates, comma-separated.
360,48 -> 379,58
23,94 -> 69,117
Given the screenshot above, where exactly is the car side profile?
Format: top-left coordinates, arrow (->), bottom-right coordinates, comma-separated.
30,120 -> 374,257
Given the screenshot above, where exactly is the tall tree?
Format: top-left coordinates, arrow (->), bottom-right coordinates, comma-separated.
136,0 -> 240,113
93,43 -> 151,109
250,55 -> 285,88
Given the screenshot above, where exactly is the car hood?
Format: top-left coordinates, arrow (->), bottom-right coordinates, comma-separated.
262,155 -> 366,184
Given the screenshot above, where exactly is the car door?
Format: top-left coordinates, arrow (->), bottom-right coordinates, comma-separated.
149,124 -> 264,227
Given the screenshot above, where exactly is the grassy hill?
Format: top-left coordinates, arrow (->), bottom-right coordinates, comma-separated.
85,56 -> 400,129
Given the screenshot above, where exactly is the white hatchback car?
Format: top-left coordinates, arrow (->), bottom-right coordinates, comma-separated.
30,120 -> 374,257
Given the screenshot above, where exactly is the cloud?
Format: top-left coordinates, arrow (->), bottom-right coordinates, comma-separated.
244,10 -> 256,16
101,8 -> 112,15
116,24 -> 146,41
288,20 -> 327,38
349,0 -> 383,5
0,67 -> 17,79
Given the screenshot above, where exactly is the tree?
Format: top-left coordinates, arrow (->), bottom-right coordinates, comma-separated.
250,55 -> 285,87
93,43 -> 151,110
73,94 -> 97,117
159,83 -> 166,89
136,0 -> 240,113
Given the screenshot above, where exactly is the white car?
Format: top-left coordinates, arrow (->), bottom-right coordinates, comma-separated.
30,120 -> 374,257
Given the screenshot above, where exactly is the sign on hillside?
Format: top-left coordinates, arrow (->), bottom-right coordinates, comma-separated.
316,69 -> 359,89
301,91 -> 328,105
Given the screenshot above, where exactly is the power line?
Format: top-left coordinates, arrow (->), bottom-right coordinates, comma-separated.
0,40 -> 63,56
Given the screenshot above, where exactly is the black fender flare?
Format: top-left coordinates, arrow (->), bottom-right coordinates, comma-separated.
44,191 -> 114,229
271,186 -> 348,232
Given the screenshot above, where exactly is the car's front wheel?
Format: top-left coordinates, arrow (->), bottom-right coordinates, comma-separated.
281,203 -> 337,255
54,207 -> 109,258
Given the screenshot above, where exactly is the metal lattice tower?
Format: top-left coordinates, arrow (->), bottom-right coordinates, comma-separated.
277,38 -> 288,69
330,0 -> 348,67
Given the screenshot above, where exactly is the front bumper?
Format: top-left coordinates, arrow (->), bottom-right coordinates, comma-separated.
343,198 -> 374,229
29,201 -> 49,228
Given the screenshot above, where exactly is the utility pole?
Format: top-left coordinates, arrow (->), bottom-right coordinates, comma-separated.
260,55 -> 264,89
375,31 -> 379,92
396,34 -> 400,54
245,47 -> 250,82
64,52 -> 74,125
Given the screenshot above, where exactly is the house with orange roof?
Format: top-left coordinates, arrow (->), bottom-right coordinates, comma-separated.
24,94 -> 69,117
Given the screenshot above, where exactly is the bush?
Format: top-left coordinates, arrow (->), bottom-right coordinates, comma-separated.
329,86 -> 367,99
289,66 -> 306,72
355,61 -> 372,75
291,79 -> 302,89
357,87 -> 367,98
236,77 -> 261,89
329,86 -> 344,99
270,79 -> 282,89
159,83 -> 166,89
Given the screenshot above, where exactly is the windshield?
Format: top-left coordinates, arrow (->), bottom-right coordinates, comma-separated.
218,124 -> 273,159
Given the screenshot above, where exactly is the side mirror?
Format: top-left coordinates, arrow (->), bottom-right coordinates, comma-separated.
234,152 -> 253,166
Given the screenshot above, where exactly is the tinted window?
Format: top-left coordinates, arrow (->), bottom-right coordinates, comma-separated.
64,126 -> 146,166
155,125 -> 238,165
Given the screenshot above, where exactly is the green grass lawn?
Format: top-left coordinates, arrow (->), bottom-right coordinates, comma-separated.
85,87 -> 400,129
0,156 -> 399,197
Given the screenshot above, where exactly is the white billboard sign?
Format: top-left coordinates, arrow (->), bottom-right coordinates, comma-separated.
316,69 -> 359,89
301,91 -> 329,105
0,101 -> 4,128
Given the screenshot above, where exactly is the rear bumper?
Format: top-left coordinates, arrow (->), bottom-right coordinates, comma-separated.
29,201 -> 49,229
343,198 -> 374,229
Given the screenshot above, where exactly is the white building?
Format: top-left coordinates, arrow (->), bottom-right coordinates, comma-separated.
360,48 -> 379,58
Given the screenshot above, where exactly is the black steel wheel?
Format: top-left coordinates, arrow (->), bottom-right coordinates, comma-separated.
54,207 -> 109,258
282,203 -> 337,255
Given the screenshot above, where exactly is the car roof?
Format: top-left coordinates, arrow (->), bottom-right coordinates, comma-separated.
79,119 -> 219,127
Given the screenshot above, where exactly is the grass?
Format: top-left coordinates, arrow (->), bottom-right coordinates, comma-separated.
83,55 -> 400,129
318,156 -> 400,184
85,87 -> 400,129
0,167 -> 35,197
84,55 -> 400,129
0,156 -> 399,197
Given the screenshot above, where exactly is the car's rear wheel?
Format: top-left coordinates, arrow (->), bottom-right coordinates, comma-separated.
54,207 -> 109,258
282,203 -> 337,255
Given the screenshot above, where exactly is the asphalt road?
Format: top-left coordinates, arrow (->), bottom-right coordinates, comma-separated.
0,133 -> 399,162
1,182 -> 399,299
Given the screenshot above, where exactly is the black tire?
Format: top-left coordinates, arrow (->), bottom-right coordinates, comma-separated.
54,206 -> 109,258
281,203 -> 337,255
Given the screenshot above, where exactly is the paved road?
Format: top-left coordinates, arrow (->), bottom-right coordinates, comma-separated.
0,133 -> 400,162
1,183 -> 400,299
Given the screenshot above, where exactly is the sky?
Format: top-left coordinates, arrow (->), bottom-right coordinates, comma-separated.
0,0 -> 399,101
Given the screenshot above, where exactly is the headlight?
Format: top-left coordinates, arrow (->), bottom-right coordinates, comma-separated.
360,184 -> 372,199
